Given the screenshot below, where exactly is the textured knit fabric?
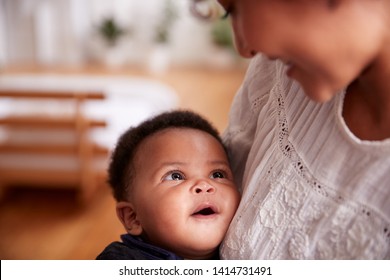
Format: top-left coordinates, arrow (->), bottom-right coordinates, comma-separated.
220,55 -> 390,259
96,234 -> 183,260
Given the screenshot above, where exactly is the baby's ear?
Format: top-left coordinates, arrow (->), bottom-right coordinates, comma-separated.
116,202 -> 143,236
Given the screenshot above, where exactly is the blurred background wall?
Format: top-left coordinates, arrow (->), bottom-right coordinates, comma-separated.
0,0 -> 248,260
0,0 -> 238,70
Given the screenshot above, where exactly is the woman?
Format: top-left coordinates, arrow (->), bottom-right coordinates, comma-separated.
192,0 -> 390,259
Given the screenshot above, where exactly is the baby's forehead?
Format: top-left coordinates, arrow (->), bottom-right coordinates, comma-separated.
145,126 -> 214,141
135,127 -> 223,155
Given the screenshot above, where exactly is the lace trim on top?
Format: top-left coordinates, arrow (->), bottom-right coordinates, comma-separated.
274,85 -> 390,258
221,79 -> 390,259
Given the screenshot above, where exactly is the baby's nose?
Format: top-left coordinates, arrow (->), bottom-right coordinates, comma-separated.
192,181 -> 216,194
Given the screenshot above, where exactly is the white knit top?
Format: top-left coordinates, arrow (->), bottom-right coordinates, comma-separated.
220,55 -> 390,259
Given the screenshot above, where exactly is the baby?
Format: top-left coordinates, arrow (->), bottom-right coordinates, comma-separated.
97,110 -> 240,259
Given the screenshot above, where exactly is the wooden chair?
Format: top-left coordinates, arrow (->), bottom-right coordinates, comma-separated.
0,90 -> 109,203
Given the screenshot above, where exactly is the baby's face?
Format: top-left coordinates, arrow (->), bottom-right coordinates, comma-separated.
130,128 -> 240,259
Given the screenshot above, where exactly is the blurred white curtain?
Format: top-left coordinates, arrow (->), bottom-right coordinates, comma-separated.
34,0 -> 91,66
2,0 -> 92,66
1,0 -> 221,67
0,0 -> 7,67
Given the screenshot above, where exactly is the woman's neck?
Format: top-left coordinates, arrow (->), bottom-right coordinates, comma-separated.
343,49 -> 390,141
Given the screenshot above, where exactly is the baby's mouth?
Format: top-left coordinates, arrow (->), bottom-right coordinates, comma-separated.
191,205 -> 218,217
193,207 -> 215,216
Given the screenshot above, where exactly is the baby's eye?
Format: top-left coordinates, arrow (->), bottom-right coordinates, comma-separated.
164,171 -> 185,181
211,171 -> 225,179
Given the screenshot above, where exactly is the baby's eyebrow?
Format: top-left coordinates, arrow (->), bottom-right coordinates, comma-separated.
207,160 -> 230,167
158,161 -> 186,167
151,162 -> 186,179
153,162 -> 187,174
160,160 -> 229,165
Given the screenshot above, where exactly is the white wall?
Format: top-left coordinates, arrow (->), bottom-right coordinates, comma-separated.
1,0 -> 235,68
0,0 -> 7,67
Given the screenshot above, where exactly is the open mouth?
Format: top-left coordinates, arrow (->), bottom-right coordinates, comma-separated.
192,205 -> 217,217
193,207 -> 215,216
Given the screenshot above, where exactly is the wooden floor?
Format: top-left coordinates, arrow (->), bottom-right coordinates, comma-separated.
0,64 -> 247,259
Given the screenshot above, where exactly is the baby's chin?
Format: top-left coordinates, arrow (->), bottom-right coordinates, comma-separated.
178,246 -> 219,260
173,237 -> 223,259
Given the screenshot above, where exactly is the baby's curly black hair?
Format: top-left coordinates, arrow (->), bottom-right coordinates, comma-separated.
108,110 -> 225,201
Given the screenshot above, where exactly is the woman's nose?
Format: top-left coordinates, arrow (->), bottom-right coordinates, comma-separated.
234,37 -> 257,58
191,181 -> 216,194
231,20 -> 257,58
